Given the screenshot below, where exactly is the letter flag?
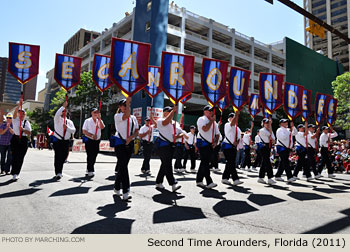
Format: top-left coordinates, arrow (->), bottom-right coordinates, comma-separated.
145,66 -> 162,98
326,96 -> 337,126
54,53 -> 82,91
259,73 -> 284,114
92,54 -> 113,92
283,82 -> 304,120
301,88 -> 312,121
249,93 -> 260,118
228,66 -> 251,111
315,93 -> 329,125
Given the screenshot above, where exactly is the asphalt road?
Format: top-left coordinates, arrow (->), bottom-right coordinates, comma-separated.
0,148 -> 349,234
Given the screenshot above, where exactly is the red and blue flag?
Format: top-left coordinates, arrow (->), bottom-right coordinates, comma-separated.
283,82 -> 304,120
54,53 -> 82,91
249,93 -> 260,118
92,54 -> 113,92
301,88 -> 312,121
218,85 -> 230,112
145,66 -> 162,98
315,93 -> 329,125
259,73 -> 284,114
228,66 -> 250,111
326,97 -> 338,126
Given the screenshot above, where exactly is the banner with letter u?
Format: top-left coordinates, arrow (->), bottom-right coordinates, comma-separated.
145,66 -> 162,98
161,51 -> 194,104
249,93 -> 260,118
301,88 -> 312,121
201,58 -> 229,106
109,38 -> 150,97
283,82 -> 304,120
315,93 -> 329,125
326,97 -> 337,126
92,54 -> 113,92
8,42 -> 40,84
259,73 -> 284,114
228,66 -> 250,111
54,53 -> 82,91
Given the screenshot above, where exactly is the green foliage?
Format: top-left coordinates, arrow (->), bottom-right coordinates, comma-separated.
332,72 -> 350,130
26,107 -> 51,135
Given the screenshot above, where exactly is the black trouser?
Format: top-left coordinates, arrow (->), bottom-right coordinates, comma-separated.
53,139 -> 70,175
174,143 -> 184,169
114,142 -> 134,194
156,144 -> 176,185
318,147 -> 334,174
183,145 -> 196,170
197,145 -> 214,185
223,147 -> 239,181
253,148 -> 262,168
307,147 -> 319,176
141,141 -> 153,172
242,146 -> 251,169
210,145 -> 220,169
259,146 -> 274,179
85,139 -> 100,173
0,145 -> 12,173
275,149 -> 293,179
293,149 -> 311,178
10,136 -> 28,175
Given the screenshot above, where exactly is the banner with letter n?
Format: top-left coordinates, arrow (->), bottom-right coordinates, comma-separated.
326,96 -> 338,126
301,88 -> 312,121
249,93 -> 260,118
161,51 -> 194,104
218,86 -> 230,112
8,42 -> 40,84
109,38 -> 150,97
228,66 -> 251,111
54,53 -> 82,91
92,54 -> 113,92
145,66 -> 162,98
315,93 -> 329,126
283,82 -> 304,120
259,73 -> 284,114
201,58 -> 229,106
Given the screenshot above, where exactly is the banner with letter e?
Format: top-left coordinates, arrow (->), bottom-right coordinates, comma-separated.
259,73 -> 284,114
54,53 -> 82,91
314,93 -> 329,126
326,96 -> 338,126
283,82 -> 304,120
228,66 -> 250,111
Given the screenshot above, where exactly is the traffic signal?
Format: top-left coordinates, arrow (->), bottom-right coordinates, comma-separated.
306,19 -> 326,39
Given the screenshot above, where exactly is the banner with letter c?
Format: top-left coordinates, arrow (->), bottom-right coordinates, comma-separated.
161,51 -> 194,104
315,93 -> 329,125
301,88 -> 312,121
201,58 -> 229,106
249,93 -> 260,118
109,38 -> 150,97
54,53 -> 82,91
8,42 -> 40,84
283,82 -> 304,120
326,97 -> 337,126
92,54 -> 113,92
228,66 -> 250,111
145,66 -> 162,98
259,73 -> 284,114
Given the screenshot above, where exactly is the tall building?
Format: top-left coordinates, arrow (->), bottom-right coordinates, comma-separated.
63,28 -> 100,55
304,0 -> 349,71
0,57 -> 37,104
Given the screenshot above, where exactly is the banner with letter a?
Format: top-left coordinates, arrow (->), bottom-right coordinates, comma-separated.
301,88 -> 312,121
326,96 -> 338,126
315,93 -> 329,125
283,82 -> 304,120
259,73 -> 284,114
201,58 -> 229,106
145,66 -> 162,98
228,66 -> 250,111
92,54 -> 113,92
161,51 -> 194,104
54,53 -> 82,91
8,42 -> 40,84
109,38 -> 150,97
249,93 -> 260,118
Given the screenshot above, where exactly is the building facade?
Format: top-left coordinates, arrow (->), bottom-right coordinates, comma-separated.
304,0 -> 349,71
63,28 -> 100,55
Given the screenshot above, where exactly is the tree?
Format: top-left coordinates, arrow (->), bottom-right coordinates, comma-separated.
26,107 -> 51,135
332,72 -> 350,130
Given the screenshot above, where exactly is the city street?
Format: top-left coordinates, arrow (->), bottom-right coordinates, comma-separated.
0,148 -> 349,234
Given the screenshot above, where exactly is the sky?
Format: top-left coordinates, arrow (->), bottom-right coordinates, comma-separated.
0,0 -> 305,100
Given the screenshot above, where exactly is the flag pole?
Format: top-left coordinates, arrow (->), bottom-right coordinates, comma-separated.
19,85 -> 23,139
63,93 -> 68,138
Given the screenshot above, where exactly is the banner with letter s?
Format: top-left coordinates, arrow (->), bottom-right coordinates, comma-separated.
259,73 -> 284,114
228,66 -> 250,111
283,82 -> 304,120
145,66 -> 162,98
326,96 -> 337,126
249,93 -> 260,118
301,88 -> 312,121
161,51 -> 194,104
315,93 -> 329,125
109,38 -> 150,97
54,53 -> 82,91
8,42 -> 40,84
92,54 -> 113,92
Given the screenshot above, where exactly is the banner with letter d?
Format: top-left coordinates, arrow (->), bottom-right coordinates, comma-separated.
259,73 -> 284,114
54,53 -> 82,91
283,82 -> 303,120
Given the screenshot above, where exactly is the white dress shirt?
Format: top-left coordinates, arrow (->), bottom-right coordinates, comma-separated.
12,117 -> 31,136
295,132 -> 307,147
307,132 -> 317,149
259,127 -> 276,144
197,115 -> 219,143
157,119 -> 181,142
114,113 -> 139,140
185,132 -> 196,145
139,124 -> 154,141
319,131 -> 338,148
255,134 -> 261,144
276,126 -> 297,148
176,129 -> 187,143
223,122 -> 241,145
243,133 -> 251,146
54,107 -> 76,140
83,117 -> 102,140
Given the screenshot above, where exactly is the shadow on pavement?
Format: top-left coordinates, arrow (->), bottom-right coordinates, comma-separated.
153,205 -> 206,224
0,179 -> 16,187
94,184 -> 114,192
287,191 -> 330,201
248,194 -> 286,206
312,188 -> 348,194
200,188 -> 226,199
227,185 -> 252,194
265,184 -> 290,191
130,180 -> 156,187
328,184 -> 350,190
29,178 -> 58,187
0,188 -> 41,198
152,189 -> 185,205
213,200 -> 259,217
49,186 -> 91,197
105,175 -> 116,181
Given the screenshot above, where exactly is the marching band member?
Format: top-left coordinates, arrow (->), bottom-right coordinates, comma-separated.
257,118 -> 276,185
242,122 -> 254,171
52,101 -> 76,180
113,98 -> 139,201
275,119 -> 297,183
318,125 -> 338,178
82,108 -> 105,178
155,105 -> 182,192
183,125 -> 197,173
253,130 -> 262,170
293,123 -> 313,181
174,114 -> 187,173
221,112 -> 243,185
138,116 -> 155,174
306,124 -> 322,178
196,105 -> 219,189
